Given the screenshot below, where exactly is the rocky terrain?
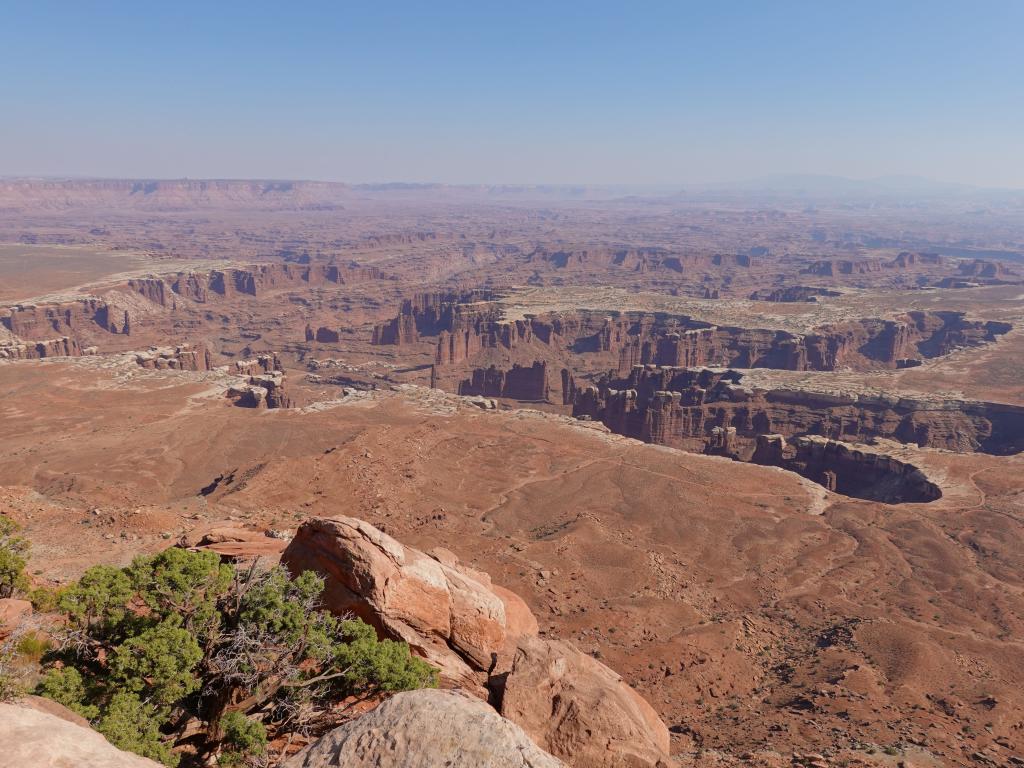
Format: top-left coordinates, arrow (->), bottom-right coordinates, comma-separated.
1,179 -> 1024,766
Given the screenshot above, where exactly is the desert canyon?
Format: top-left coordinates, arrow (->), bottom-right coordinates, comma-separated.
1,178 -> 1023,767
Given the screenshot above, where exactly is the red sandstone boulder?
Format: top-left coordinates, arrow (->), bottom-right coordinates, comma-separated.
285,689 -> 566,768
185,524 -> 288,561
498,636 -> 672,768
0,598 -> 32,637
15,695 -> 93,729
0,700 -> 163,767
281,517 -> 538,686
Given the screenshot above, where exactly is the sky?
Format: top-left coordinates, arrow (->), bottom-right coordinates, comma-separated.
1,1 -> 1022,187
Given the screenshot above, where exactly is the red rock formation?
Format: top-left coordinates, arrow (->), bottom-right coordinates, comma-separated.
0,598 -> 32,637
458,362 -> 551,401
129,263 -> 390,307
497,636 -> 672,768
571,366 -> 1024,457
184,524 -> 288,561
313,327 -> 341,343
528,246 -> 754,274
802,252 -> 944,277
0,336 -> 81,360
127,277 -> 174,308
750,434 -> 942,503
0,299 -> 129,339
135,343 -> 212,371
957,258 -> 1018,279
418,296 -> 1008,377
286,689 -> 566,768
281,517 -> 671,767
371,315 -> 418,345
229,353 -> 292,408
704,425 -> 739,458
372,290 -> 498,347
749,286 -> 841,302
281,516 -> 538,687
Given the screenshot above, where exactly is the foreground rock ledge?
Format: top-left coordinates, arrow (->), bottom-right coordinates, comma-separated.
498,636 -> 673,768
281,515 -> 537,686
283,515 -> 674,768
0,700 -> 162,768
286,688 -> 566,768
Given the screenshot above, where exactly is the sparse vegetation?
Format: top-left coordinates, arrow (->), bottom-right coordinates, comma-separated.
38,547 -> 437,765
0,514 -> 29,599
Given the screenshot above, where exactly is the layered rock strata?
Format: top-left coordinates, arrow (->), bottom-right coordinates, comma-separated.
227,353 -> 292,408
750,434 -> 941,503
571,366 -> 1024,456
135,343 -> 212,371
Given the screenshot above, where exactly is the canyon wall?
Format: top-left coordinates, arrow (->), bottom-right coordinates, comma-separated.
371,292 -> 1011,380
571,365 -> 1024,457
526,246 -> 755,273
132,262 -> 388,307
750,434 -> 942,503
457,361 -> 552,401
0,335 -> 82,360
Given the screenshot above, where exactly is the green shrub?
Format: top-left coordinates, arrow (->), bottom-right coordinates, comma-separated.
0,515 -> 29,599
40,548 -> 436,765
28,585 -> 64,612
15,631 -> 51,663
219,711 -> 267,767
109,621 -> 203,710
99,692 -> 178,767
37,666 -> 100,719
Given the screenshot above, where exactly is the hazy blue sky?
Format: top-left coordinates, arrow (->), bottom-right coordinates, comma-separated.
2,1 -> 1022,186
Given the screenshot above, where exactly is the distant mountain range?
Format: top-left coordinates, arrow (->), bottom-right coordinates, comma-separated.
1,174 -> 1020,209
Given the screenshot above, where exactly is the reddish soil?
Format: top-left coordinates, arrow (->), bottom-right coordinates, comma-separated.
1,179 -> 1023,766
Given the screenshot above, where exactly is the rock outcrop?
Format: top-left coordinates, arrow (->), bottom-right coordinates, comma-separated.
0,598 -> 32,637
0,336 -> 81,360
281,517 -> 671,766
571,366 -> 1024,456
1,298 -> 132,340
281,517 -> 537,685
390,291 -> 1010,381
751,434 -> 942,503
371,314 -> 419,345
183,524 -> 289,561
285,689 -> 565,768
458,361 -> 553,401
802,252 -> 944,276
496,637 -> 672,768
227,353 -> 292,408
527,246 -> 753,274
372,290 -> 498,348
749,286 -> 841,302
135,343 -> 212,371
310,326 -> 341,343
142,263 -> 387,305
0,700 -> 163,767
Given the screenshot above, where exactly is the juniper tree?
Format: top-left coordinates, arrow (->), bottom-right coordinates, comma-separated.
40,547 -> 436,765
0,515 -> 29,599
